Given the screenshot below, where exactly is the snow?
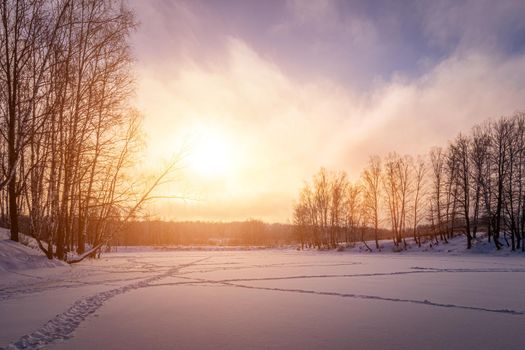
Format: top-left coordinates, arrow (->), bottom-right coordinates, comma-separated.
1,240 -> 524,350
0,228 -> 65,272
334,233 -> 523,255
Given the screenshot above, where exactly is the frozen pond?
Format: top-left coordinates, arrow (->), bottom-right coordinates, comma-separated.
1,250 -> 524,349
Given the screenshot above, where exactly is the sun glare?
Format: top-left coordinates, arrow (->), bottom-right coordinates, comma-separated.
188,126 -> 234,177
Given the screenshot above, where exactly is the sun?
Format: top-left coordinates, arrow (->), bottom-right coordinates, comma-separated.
187,126 -> 234,177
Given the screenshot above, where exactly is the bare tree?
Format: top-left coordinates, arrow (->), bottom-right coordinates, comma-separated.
470,125 -> 489,240
489,118 -> 513,249
0,0 -> 69,241
0,0 -> 146,261
362,156 -> 382,249
429,147 -> 445,243
329,171 -> 348,247
344,182 -> 361,244
449,134 -> 473,248
382,153 -> 412,249
411,155 -> 426,247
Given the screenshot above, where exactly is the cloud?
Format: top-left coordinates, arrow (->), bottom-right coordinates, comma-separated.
353,50 -> 525,158
135,35 -> 525,222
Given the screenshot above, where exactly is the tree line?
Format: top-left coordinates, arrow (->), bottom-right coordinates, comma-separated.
111,220 -> 293,247
0,0 -> 164,261
293,112 -> 525,252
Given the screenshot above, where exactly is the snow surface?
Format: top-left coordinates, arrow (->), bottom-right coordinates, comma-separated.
0,229 -> 65,272
1,238 -> 524,350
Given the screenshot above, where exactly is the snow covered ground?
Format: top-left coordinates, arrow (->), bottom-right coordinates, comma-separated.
1,236 -> 525,349
0,229 -> 65,272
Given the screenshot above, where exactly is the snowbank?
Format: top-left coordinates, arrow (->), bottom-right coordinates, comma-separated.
336,233 -> 523,256
0,228 -> 65,271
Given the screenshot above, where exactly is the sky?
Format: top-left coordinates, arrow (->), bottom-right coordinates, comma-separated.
129,0 -> 525,223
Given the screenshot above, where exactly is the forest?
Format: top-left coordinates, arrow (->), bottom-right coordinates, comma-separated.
293,113 -> 525,252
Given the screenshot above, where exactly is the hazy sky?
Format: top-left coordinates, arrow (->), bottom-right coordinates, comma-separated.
129,0 -> 525,223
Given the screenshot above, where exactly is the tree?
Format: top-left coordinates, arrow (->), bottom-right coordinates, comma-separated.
411,156 -> 426,247
362,156 -> 382,249
489,118 -> 513,249
0,0 -> 147,261
344,182 -> 361,244
470,125 -> 490,240
329,171 -> 348,247
0,0 -> 69,242
449,134 -> 473,248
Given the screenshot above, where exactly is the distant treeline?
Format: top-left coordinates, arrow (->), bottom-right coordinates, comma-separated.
110,220 -> 295,246
293,112 -> 525,252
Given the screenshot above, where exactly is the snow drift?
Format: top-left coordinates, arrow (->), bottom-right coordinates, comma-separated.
0,228 -> 65,271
